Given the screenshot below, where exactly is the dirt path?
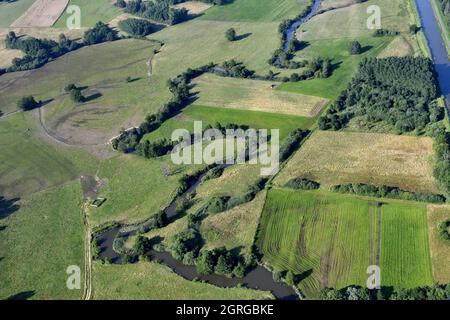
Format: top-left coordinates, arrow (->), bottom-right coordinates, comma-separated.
0,109 -> 21,120
81,202 -> 93,300
35,106 -> 103,147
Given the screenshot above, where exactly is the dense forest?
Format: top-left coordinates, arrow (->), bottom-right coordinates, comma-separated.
4,22 -> 118,72
318,57 -> 441,133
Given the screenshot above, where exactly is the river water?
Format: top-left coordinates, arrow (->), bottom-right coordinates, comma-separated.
415,0 -> 450,107
282,0 -> 322,51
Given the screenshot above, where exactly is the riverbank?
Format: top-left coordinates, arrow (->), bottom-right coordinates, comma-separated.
431,0 -> 450,57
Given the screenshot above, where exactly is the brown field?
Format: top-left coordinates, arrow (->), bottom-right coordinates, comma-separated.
201,191 -> 267,251
172,1 -> 212,15
193,74 -> 329,117
274,130 -> 440,193
0,48 -> 23,69
378,36 -> 414,58
11,0 -> 69,28
427,205 -> 450,283
319,0 -> 356,11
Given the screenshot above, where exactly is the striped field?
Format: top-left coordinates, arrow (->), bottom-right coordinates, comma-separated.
256,189 -> 434,298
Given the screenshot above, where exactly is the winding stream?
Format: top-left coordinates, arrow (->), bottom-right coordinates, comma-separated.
95,166 -> 297,299
94,2 -> 329,301
282,0 -> 322,51
415,0 -> 450,107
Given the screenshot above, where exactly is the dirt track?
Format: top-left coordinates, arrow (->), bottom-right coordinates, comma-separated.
11,0 -> 69,28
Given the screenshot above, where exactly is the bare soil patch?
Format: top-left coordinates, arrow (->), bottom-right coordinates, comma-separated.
172,1 -> 212,15
11,0 -> 69,28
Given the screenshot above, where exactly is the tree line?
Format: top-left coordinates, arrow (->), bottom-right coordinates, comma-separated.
321,283 -> 450,300
331,183 -> 446,204
4,22 -> 118,73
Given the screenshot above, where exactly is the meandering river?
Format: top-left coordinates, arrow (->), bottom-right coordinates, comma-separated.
415,0 -> 450,107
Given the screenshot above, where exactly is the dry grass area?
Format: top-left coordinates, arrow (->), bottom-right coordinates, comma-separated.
274,130 -> 440,193
193,74 -> 328,117
319,0 -> 356,11
201,191 -> 267,251
0,48 -> 23,68
378,36 -> 414,58
427,205 -> 450,283
172,1 -> 212,15
0,27 -> 85,68
11,0 -> 69,28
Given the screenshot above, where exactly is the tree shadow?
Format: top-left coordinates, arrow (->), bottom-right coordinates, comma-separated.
83,92 -> 102,103
235,33 -> 252,41
7,290 -> 36,300
126,77 -> 141,83
39,98 -> 54,108
0,196 -> 20,220
329,60 -> 343,75
0,225 -> 6,232
296,268 -> 313,283
361,45 -> 374,54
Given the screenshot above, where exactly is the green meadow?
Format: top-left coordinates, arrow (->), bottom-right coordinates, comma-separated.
0,181 -> 85,300
0,0 -> 34,28
54,0 -> 122,28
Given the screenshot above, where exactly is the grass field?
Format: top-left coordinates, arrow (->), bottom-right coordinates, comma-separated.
54,0 -> 122,28
201,191 -> 267,251
0,39 -> 161,145
0,112 -> 97,199
378,35 -> 414,58
278,0 -> 422,99
0,0 -> 35,27
92,261 -> 273,300
88,154 -> 203,227
143,104 -> 315,144
426,205 -> 450,283
0,181 -> 85,300
256,189 -> 434,298
200,0 -> 312,22
278,37 -> 390,99
193,74 -> 328,117
274,130 -> 439,194
380,201 -> 434,288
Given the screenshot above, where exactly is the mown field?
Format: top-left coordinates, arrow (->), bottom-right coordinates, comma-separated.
143,104 -> 314,144
92,261 -> 273,300
256,189 -> 434,298
54,0 -> 122,28
426,205 -> 450,283
380,201 -> 434,288
274,130 -> 439,194
0,0 -> 34,27
193,74 -> 328,117
0,181 -> 85,300
200,0 -> 312,22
